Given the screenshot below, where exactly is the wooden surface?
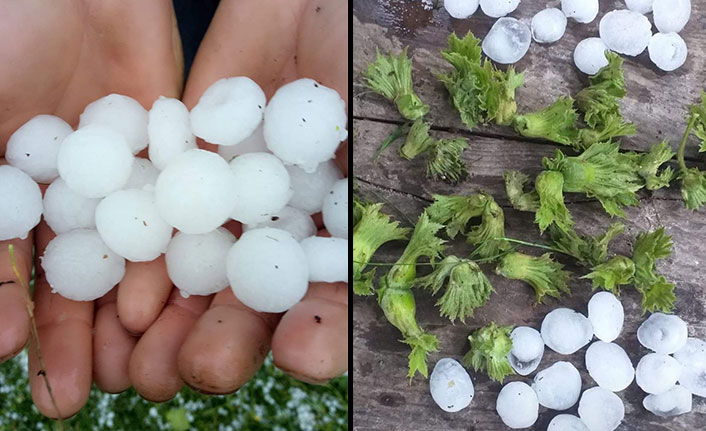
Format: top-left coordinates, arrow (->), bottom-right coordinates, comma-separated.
352,0 -> 706,430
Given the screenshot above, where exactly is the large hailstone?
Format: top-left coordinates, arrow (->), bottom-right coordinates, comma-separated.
653,0 -> 691,33
673,338 -> 706,396
635,353 -> 683,394
165,228 -> 235,297
587,291 -> 624,342
574,38 -> 610,75
264,78 -> 348,172
578,387 -> 625,431
41,229 -> 125,301
287,160 -> 343,214
531,8 -> 567,44
155,149 -> 236,234
0,165 -> 43,241
78,94 -> 148,154
531,361 -> 582,410
229,152 -> 293,225
57,124 -> 134,198
648,33 -> 688,72
300,236 -> 348,283
479,0 -> 519,18
637,312 -> 688,354
443,0 -> 479,19
507,326 -> 544,375
190,77 -> 266,147
244,206 -> 316,242
561,0 -> 599,23
218,123 -> 268,162
547,414 -> 588,431
124,157 -> 159,190
496,381 -> 538,429
541,308 -> 594,355
322,178 -> 348,238
626,0 -> 654,14
599,10 -> 652,56
429,358 -> 475,412
585,341 -> 634,392
482,17 -> 531,65
43,178 -> 100,234
643,385 -> 692,417
148,96 -> 197,170
226,228 -> 309,313
6,114 -> 73,183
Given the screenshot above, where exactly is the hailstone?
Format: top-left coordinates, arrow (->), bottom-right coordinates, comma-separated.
643,385 -> 692,417
574,38 -> 611,75
507,326 -> 544,375
585,341 -> 635,392
496,381 -> 538,429
429,358 -> 475,412
443,0 -> 479,19
637,312 -> 688,354
300,236 -> 348,283
626,0 -> 654,14
0,165 -> 43,241
43,178 -> 100,234
286,160 -> 343,214
541,308 -> 594,355
482,17 -> 531,64
653,0 -> 691,33
547,415 -> 588,431
124,157 -> 159,190
531,8 -> 567,44
148,96 -> 197,170
648,33 -> 688,72
479,0 -> 519,18
218,123 -> 268,162
635,353 -> 683,394
599,10 -> 652,56
322,178 -> 348,238
244,206 -> 316,241
531,361 -> 582,410
578,387 -> 625,431
561,0 -> 599,23
587,291 -> 624,342
78,94 -> 149,154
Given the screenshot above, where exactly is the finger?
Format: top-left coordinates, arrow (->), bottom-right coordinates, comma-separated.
129,289 -> 211,402
271,282 -> 348,384
117,255 -> 173,334
0,235 -> 33,363
177,288 -> 280,394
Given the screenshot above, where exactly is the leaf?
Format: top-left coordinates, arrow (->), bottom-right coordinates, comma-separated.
426,194 -> 489,239
426,138 -> 469,184
639,276 -> 676,314
165,408 -> 190,431
548,222 -> 624,267
495,252 -> 571,303
633,140 -> 676,190
462,323 -> 514,383
679,167 -> 706,210
631,227 -> 676,314
576,114 -> 636,150
512,96 -> 579,146
466,197 -> 510,259
503,170 -> 540,212
399,119 -> 434,160
535,169 -> 573,233
582,255 -> 635,294
404,333 -> 439,381
486,66 -> 525,126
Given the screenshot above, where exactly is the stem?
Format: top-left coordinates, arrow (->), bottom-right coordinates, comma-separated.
677,116 -> 695,173
495,237 -> 568,255
374,122 -> 410,161
357,247 -> 518,267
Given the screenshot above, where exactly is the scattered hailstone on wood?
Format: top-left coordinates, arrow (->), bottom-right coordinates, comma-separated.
637,312 -> 688,354
673,338 -> 706,397
287,160 -> 343,214
648,33 -> 688,72
561,0 -> 599,23
574,38 -> 610,75
587,291 -> 624,342
479,0 -> 519,18
626,0 -> 654,14
653,0 -> 691,33
322,178 -> 349,239
78,94 -> 149,155
496,381 -> 538,429
217,123 -> 268,162
547,414 -> 589,431
244,206 -> 316,242
531,8 -> 567,44
643,385 -> 692,417
429,358 -> 475,413
507,326 -> 544,376
0,165 -> 43,241
443,0 -> 479,19
147,96 -> 197,170
585,341 -> 635,392
482,17 -> 532,65
300,236 -> 348,283
43,178 -> 100,235
124,157 -> 159,190
6,114 -> 73,183
599,10 -> 652,56
41,229 -> 126,301
635,353 -> 683,394
578,387 -> 625,431
541,308 -> 594,355
532,361 -> 582,410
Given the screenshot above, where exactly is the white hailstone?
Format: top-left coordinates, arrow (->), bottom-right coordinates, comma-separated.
244,206 -> 316,242
531,8 -> 567,44
643,385 -> 692,417
587,291 -> 624,342
43,178 -> 100,234
507,326 -> 544,375
41,229 -> 125,301
541,308 -> 594,355
547,414 -> 589,431
218,123 -> 268,162
496,381 -> 538,429
532,361 -> 582,410
95,189 -> 173,262
0,166 -> 43,241
635,353 -> 683,394
653,0 -> 691,33
300,236 -> 348,283
626,0 -> 654,14
6,114 -> 73,183
57,124 -> 134,198
155,149 -> 236,234
226,228 -> 308,313
78,94 -> 148,154
578,387 -> 625,431
443,0 -> 480,19
190,77 -> 266,147
648,33 -> 688,72
124,157 -> 159,190
479,0 -> 519,18
322,178 -> 348,238
264,79 -> 347,173
165,228 -> 235,297
637,312 -> 688,354
429,358 -> 475,412
287,160 -> 344,214
585,341 -> 635,392
574,38 -> 610,75
561,0 -> 599,23
673,338 -> 706,397
599,10 -> 652,56
147,96 -> 197,170
481,17 -> 532,65
229,152 -> 293,225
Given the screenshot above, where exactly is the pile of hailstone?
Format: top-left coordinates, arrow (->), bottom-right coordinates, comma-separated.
1,76 -> 349,313
443,0 -> 692,73
427,291 -> 706,430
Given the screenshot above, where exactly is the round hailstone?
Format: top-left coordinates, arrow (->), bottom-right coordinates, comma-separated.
190,77 -> 266,147
648,33 -> 688,72
674,338 -> 706,396
226,228 -> 308,313
165,228 -> 235,297
653,0 -> 691,33
585,341 -> 635,392
578,387 -> 625,431
637,312 -> 688,354
587,291 -> 624,342
230,152 -> 293,225
635,353 -> 683,394
626,0 -> 654,14
95,189 -> 173,262
6,114 -> 73,183
574,38 -> 611,75
507,326 -> 544,375
300,236 -> 348,283
155,149 -> 236,234
0,165 -> 43,241
443,0 -> 479,19
78,94 -> 148,154
264,78 -> 347,173
429,358 -> 475,412
41,229 -> 125,301
481,17 -> 531,65
56,124 -> 134,198
531,361 -> 582,410
541,308 -> 594,355
124,157 -> 159,190
531,8 -> 567,44
148,96 -> 197,170
643,385 -> 692,417
547,414 -> 589,431
244,206 -> 316,241
322,178 -> 348,239
43,178 -> 100,234
599,10 -> 652,56
287,160 -> 343,214
218,123 -> 268,162
561,0 -> 599,23
479,0 -> 519,18
496,381 -> 538,429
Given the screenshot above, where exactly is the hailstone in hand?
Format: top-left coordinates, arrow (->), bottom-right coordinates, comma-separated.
531,8 -> 567,44
561,0 -> 599,23
322,178 -> 348,238
0,165 -> 43,241
626,0 -> 654,14
653,0 -> 691,33
643,385 -> 692,417
585,341 -> 634,392
648,33 -> 688,72
574,38 -> 611,75
599,10 -> 652,56
637,312 -> 688,354
578,387 -> 625,431
244,206 -> 316,242
587,291 -> 624,342
300,236 -> 348,283
635,353 -> 683,394
148,96 -> 197,170
482,17 -> 531,64
429,358 -> 475,412
547,415 -> 588,431
218,123 -> 268,162
541,308 -> 594,355
531,361 -> 582,410
496,381 -> 538,429
507,326 -> 544,375
443,0 -> 479,19
124,157 -> 159,190
78,94 -> 149,154
479,0 -> 519,18
43,178 -> 100,234
287,160 -> 343,214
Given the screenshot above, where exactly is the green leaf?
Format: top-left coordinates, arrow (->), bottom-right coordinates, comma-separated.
535,169 -> 573,233
427,193 -> 489,239
576,114 -> 637,150
486,65 -> 525,126
582,255 -> 635,294
512,96 -> 578,146
503,170 -> 540,212
496,252 -> 571,303
633,140 -> 676,190
548,222 -> 624,267
689,91 -> 706,152
165,408 -> 190,431
466,197 -> 509,259
404,333 -> 439,381
462,323 -> 514,383
632,227 -> 676,314
639,276 -> 676,314
679,167 -> 706,210
426,138 -> 469,184
399,119 -> 434,160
